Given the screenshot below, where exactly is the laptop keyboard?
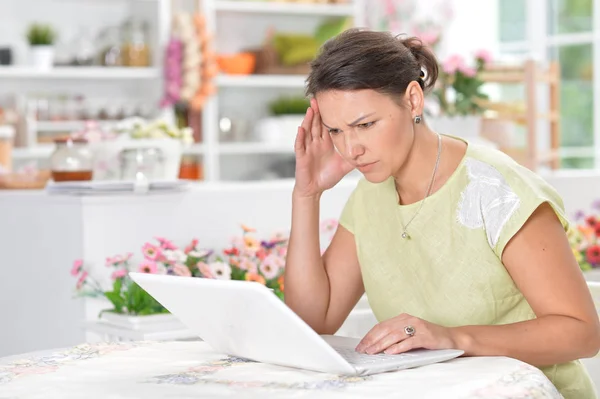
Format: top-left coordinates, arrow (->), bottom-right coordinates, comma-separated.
332,346 -> 415,365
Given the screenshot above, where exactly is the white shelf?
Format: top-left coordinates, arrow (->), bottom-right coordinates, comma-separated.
34,120 -> 120,132
214,1 -> 355,16
183,143 -> 205,155
216,74 -> 307,88
13,143 -> 205,160
0,67 -> 161,80
219,142 -> 294,154
13,145 -> 54,159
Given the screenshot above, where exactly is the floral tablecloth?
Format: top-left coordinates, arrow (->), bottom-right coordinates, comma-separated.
0,341 -> 562,399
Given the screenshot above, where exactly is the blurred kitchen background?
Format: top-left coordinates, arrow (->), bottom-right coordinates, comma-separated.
1,0 -> 589,188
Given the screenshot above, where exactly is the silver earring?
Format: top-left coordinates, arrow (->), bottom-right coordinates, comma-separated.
414,115 -> 422,124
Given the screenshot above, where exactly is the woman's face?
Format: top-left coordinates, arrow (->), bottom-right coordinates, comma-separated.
316,86 -> 419,183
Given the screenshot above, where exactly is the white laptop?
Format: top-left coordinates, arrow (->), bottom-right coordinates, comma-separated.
129,272 -> 464,376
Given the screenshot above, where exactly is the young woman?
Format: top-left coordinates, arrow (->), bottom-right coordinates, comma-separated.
284,28 -> 600,398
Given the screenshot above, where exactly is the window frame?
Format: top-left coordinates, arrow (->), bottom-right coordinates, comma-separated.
498,0 -> 600,170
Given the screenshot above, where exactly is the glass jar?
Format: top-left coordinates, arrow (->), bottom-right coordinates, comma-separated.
0,125 -> 15,172
178,155 -> 201,180
50,137 -> 94,182
121,19 -> 151,67
119,147 -> 163,181
98,26 -> 122,67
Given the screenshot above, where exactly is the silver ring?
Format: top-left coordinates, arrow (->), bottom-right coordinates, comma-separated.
404,325 -> 416,337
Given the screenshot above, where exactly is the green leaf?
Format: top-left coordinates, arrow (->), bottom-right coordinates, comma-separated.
104,291 -> 125,313
231,267 -> 247,281
113,278 -> 123,294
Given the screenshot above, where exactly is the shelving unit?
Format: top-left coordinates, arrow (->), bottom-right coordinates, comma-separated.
219,142 -> 294,155
200,0 -> 365,181
213,0 -> 356,16
216,74 -> 307,88
0,67 -> 160,80
1,0 -> 171,165
4,0 -> 365,183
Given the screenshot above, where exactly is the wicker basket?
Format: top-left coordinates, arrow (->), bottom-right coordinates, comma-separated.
0,170 -> 51,190
249,45 -> 311,75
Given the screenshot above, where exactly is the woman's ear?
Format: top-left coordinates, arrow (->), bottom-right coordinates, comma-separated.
405,80 -> 425,118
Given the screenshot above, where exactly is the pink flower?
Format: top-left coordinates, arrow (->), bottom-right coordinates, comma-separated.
442,54 -> 465,75
138,260 -> 158,274
71,259 -> 83,276
255,248 -> 267,261
474,49 -> 493,65
278,246 -> 287,258
184,238 -> 199,254
172,263 -> 192,277
419,31 -> 440,47
239,258 -> 258,274
76,271 -> 88,290
459,66 -> 477,77
320,219 -> 338,233
111,269 -> 128,280
142,243 -> 161,261
197,262 -> 214,278
155,236 -> 178,250
260,254 -> 283,280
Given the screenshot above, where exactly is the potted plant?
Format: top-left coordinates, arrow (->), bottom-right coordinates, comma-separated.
427,50 -> 492,140
70,225 -> 289,334
70,220 -> 339,337
569,201 -> 600,278
26,23 -> 57,70
252,96 -> 310,147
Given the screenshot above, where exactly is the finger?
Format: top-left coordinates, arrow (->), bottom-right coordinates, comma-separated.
302,107 -> 313,148
294,126 -> 306,155
355,323 -> 393,353
301,107 -> 313,136
364,330 -> 408,355
310,98 -> 322,140
384,335 -> 422,355
355,314 -> 414,353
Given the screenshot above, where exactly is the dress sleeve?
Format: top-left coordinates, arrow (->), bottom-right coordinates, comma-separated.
490,165 -> 570,258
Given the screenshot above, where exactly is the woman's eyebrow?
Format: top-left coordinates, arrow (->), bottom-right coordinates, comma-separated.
322,112 -> 376,130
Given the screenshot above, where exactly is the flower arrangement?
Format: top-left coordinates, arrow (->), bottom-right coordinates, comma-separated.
569,202 -> 600,272
365,0 -> 453,50
432,50 -> 493,117
70,221 -> 339,316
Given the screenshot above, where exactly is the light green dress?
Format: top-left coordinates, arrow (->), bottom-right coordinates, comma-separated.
339,137 -> 596,398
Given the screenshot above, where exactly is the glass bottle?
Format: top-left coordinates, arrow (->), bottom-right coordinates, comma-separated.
121,19 -> 151,67
50,137 -> 94,182
119,147 -> 163,181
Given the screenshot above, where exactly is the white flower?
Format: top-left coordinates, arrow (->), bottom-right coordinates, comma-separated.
259,254 -> 283,280
163,250 -> 187,264
156,264 -> 168,275
188,250 -> 210,258
209,262 -> 232,280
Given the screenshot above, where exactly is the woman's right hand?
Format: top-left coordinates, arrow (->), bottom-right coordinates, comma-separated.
293,98 -> 354,198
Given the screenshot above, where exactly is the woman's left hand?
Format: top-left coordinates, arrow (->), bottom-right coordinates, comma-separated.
355,313 -> 459,355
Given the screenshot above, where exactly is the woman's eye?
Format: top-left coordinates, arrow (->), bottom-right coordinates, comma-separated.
328,128 -> 341,135
358,122 -> 375,129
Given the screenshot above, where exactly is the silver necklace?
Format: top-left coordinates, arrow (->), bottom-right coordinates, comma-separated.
400,132 -> 442,239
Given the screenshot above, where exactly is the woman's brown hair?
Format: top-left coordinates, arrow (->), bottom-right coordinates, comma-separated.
306,28 -> 439,102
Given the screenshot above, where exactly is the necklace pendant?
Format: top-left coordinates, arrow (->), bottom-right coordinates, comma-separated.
401,232 -> 410,239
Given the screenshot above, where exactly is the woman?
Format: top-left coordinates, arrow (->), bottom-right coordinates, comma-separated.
284,28 -> 600,398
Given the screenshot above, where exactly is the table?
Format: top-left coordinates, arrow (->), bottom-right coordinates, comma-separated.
0,341 -> 562,398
